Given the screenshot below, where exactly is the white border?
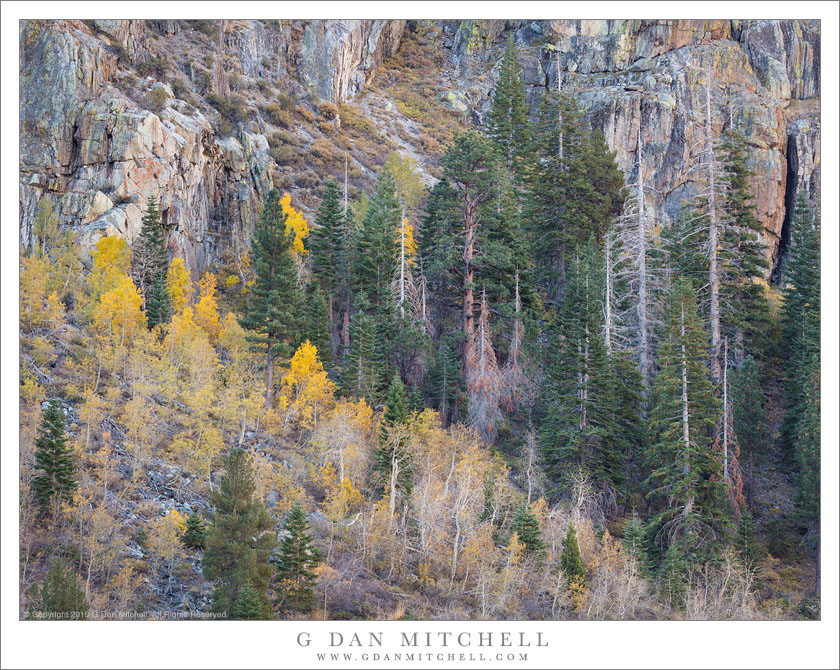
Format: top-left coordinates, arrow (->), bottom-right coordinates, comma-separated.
2,2 -> 838,669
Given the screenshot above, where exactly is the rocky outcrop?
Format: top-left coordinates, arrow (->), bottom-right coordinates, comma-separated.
295,20 -> 406,103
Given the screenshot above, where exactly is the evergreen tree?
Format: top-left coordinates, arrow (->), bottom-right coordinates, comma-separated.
780,195 -> 820,475
146,276 -> 172,329
407,384 -> 424,413
132,196 -> 169,311
181,513 -> 207,550
424,334 -> 467,427
302,282 -> 331,367
275,502 -> 323,614
794,356 -> 820,525
526,91 -> 625,301
560,523 -> 585,585
202,448 -> 274,619
718,129 -> 772,358
28,556 -> 88,620
374,374 -> 413,498
487,36 -> 531,185
310,179 -> 346,355
646,278 -> 729,556
736,511 -> 762,574
512,505 -> 545,556
622,511 -> 648,573
240,189 -> 300,408
731,355 -> 766,504
31,398 -> 76,515
659,538 -> 688,608
539,239 -> 637,494
233,584 -> 264,620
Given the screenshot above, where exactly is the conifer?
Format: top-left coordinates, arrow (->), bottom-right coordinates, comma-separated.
31,398 -> 76,515
512,505 -> 545,556
233,584 -> 264,620
202,448 -> 274,619
240,189 -> 300,408
374,374 -> 413,498
275,503 -> 323,614
181,513 -> 207,550
560,523 -> 585,585
132,196 -> 169,310
28,556 -> 88,620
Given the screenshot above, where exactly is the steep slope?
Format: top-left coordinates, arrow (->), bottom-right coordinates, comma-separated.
20,19 -> 819,278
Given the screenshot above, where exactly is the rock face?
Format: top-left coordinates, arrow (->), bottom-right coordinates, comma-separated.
19,19 -> 819,279
19,19 -> 405,272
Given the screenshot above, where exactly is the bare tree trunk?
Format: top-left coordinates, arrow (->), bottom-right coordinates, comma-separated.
636,125 -> 651,392
706,67 -> 722,383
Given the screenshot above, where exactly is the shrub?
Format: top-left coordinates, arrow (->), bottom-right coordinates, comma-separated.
263,103 -> 291,128
146,87 -> 170,113
275,92 -> 294,111
135,56 -> 169,79
295,105 -> 315,123
268,130 -> 300,148
318,121 -> 335,135
339,104 -> 377,136
170,80 -> 189,100
206,93 -> 247,125
294,171 -> 319,189
269,145 -> 298,166
318,101 -> 339,120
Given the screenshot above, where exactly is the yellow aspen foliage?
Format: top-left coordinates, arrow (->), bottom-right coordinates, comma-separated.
165,257 -> 193,314
396,218 -> 417,266
280,193 -> 309,255
44,291 -> 66,330
279,340 -> 336,431
93,274 -> 147,346
193,273 -> 222,342
20,255 -> 50,329
88,235 -> 131,299
220,311 -> 247,352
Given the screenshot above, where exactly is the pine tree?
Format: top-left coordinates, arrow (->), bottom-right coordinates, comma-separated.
560,523 -> 585,585
659,538 -> 688,608
146,276 -> 172,329
275,502 -> 323,614
233,584 -> 264,620
646,278 -> 729,555
132,196 -> 169,311
31,398 -> 76,516
28,556 -> 88,620
512,505 -> 545,556
374,374 -> 413,500
487,36 -> 531,186
302,282 -> 331,367
718,128 -> 771,358
736,511 -> 762,574
794,356 -> 820,525
181,513 -> 207,550
240,189 -> 300,409
310,179 -> 345,355
202,448 -> 274,619
342,296 -> 381,403
780,195 -> 820,472
466,289 -> 502,443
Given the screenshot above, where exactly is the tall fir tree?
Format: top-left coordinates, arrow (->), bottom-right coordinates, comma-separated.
146,276 -> 172,330
132,196 -> 170,314
374,374 -> 413,499
539,239 -> 637,495
560,523 -> 586,585
275,502 -> 323,614
233,584 -> 265,620
202,448 -> 274,619
780,195 -> 820,473
310,179 -> 346,356
487,36 -> 531,187
240,189 -> 300,409
646,278 -> 729,558
31,398 -> 76,516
